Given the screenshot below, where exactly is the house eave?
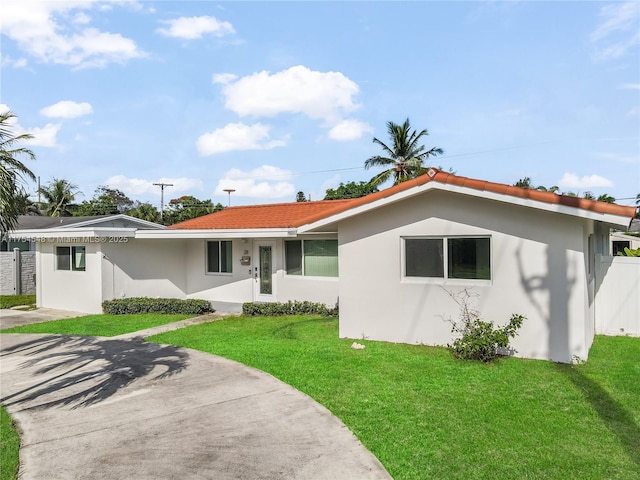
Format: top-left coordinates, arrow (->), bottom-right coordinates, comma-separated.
298,182 -> 634,232
135,228 -> 298,239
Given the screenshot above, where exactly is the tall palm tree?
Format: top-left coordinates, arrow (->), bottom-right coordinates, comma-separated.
1,110 -> 36,232
364,118 -> 443,187
39,178 -> 79,217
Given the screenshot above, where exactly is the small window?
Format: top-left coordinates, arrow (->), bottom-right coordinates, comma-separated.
285,240 -> 303,275
404,237 -> 490,280
285,239 -> 338,277
207,240 -> 232,273
56,246 -> 86,271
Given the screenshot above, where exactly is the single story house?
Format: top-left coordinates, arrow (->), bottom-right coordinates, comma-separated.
14,169 -> 636,363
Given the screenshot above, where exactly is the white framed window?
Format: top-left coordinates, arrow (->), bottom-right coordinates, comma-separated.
285,239 -> 338,277
56,246 -> 86,271
403,237 -> 491,281
207,240 -> 232,273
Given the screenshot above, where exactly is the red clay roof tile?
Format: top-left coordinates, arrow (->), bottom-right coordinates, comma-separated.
169,170 -> 636,230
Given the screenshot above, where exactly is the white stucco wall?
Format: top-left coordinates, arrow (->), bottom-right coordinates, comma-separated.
37,242 -> 104,313
183,238 -> 339,307
595,255 -> 640,336
101,239 -> 188,302
337,190 -> 591,363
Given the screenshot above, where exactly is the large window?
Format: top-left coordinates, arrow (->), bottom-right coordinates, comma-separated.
56,246 -> 86,271
404,237 -> 490,280
285,239 -> 338,277
207,240 -> 232,273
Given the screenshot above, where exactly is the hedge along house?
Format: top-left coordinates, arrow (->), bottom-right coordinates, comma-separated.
16,170 -> 636,362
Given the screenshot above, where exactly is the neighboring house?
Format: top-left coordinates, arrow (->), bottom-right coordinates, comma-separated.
610,230 -> 640,255
2,215 -> 162,252
15,170 -> 636,363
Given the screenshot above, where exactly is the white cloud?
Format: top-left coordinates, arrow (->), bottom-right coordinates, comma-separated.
619,83 -> 640,90
2,0 -> 145,68
558,173 -> 614,189
23,123 -> 62,148
41,100 -> 93,119
214,165 -> 295,199
219,65 -> 361,123
157,16 -> 235,39
103,175 -> 203,197
591,2 -> 640,60
196,122 -> 288,156
212,73 -> 238,85
1,55 -> 28,68
327,119 -> 373,141
2,103 -> 61,147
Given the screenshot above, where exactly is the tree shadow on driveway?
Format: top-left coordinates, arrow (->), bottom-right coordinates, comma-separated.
1,335 -> 189,410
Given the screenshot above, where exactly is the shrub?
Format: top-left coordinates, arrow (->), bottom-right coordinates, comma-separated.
448,314 -> 525,362
242,300 -> 338,317
102,297 -> 214,315
617,246 -> 640,257
444,289 -> 525,362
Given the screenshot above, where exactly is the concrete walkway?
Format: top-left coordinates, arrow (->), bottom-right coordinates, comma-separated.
0,315 -> 391,480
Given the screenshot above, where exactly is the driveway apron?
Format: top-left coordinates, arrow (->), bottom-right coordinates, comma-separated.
0,333 -> 391,480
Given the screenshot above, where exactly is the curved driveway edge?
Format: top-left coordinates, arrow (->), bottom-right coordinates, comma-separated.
0,333 -> 392,480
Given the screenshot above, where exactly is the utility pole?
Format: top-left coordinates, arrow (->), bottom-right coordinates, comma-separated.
153,182 -> 174,223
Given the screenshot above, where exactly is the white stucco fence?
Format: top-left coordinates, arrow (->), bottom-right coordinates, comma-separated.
595,254 -> 640,336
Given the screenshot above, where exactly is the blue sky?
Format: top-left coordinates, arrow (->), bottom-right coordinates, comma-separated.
2,1 -> 639,208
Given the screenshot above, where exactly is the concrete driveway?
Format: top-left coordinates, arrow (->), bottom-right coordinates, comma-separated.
0,308 -> 84,329
0,332 -> 391,480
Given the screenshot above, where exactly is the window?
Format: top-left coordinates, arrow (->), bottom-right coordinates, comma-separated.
207,240 -> 232,273
404,237 -> 490,280
285,239 -> 338,277
56,246 -> 86,271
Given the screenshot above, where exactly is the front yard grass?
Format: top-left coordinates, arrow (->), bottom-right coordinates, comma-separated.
0,406 -> 20,480
0,313 -> 194,337
0,295 -> 36,309
150,315 -> 640,480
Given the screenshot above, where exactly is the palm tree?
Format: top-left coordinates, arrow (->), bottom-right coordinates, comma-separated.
0,110 -> 36,231
38,178 -> 79,217
364,118 -> 443,187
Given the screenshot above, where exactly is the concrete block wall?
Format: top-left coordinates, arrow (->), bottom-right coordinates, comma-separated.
0,250 -> 36,295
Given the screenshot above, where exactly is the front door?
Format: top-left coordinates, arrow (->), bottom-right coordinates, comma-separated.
253,242 -> 275,301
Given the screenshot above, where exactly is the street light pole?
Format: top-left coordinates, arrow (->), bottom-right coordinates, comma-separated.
153,182 -> 174,222
223,188 -> 236,206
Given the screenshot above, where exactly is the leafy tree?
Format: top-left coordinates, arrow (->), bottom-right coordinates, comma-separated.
365,118 -> 443,187
164,196 -> 224,225
324,181 -> 379,200
75,186 -> 135,216
127,202 -> 161,223
38,178 -> 79,217
296,191 -> 307,202
536,185 -> 559,193
14,188 -> 40,215
0,110 -> 36,232
596,193 -> 615,204
514,177 -> 533,189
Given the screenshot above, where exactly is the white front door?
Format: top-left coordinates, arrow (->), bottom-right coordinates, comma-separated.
253,242 -> 276,301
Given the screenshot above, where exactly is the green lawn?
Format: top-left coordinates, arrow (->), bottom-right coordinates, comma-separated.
0,295 -> 36,309
0,313 -> 193,337
0,406 -> 20,480
150,316 -> 640,480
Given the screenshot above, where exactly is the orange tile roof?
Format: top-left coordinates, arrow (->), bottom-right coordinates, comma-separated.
168,199 -> 357,229
169,169 -> 636,230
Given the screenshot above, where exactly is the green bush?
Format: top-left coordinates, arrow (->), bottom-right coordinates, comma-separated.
617,246 -> 640,257
448,314 -> 525,362
242,300 -> 338,317
102,297 -> 214,315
